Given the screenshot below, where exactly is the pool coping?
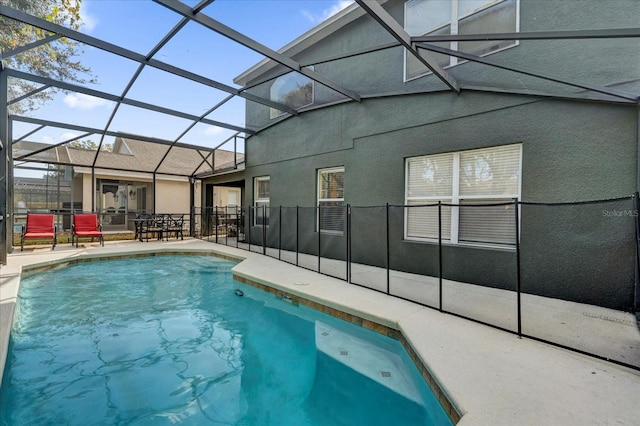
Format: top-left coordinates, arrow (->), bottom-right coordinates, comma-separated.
2,240 -> 640,425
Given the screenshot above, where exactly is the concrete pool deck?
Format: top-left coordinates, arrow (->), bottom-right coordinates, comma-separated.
1,238 -> 639,425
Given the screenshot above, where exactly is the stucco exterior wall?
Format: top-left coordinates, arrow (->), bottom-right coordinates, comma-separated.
229,93 -> 637,309
156,180 -> 192,214
82,173 -> 93,212
81,173 -> 199,215
204,0 -> 640,310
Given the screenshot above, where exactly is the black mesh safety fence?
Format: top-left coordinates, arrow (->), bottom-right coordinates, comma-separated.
388,203 -> 441,310
238,207 -> 255,251
519,197 -> 637,365
296,207 -> 320,271
318,205 -> 348,280
279,206 -> 299,265
246,206 -> 263,254
440,201 -> 519,333
349,206 -> 388,292
263,206 -> 281,260
192,196 -> 640,369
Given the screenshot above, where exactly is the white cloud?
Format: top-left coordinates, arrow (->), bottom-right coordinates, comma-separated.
78,1 -> 98,32
61,132 -> 81,141
63,93 -> 109,110
301,0 -> 354,25
204,126 -> 225,136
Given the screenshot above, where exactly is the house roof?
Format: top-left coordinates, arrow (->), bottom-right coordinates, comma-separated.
4,0 -> 640,181
233,1 -> 373,86
16,137 -> 243,178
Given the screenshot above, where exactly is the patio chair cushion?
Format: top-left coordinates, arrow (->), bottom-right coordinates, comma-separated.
24,214 -> 55,237
24,232 -> 56,238
73,214 -> 102,236
74,230 -> 103,237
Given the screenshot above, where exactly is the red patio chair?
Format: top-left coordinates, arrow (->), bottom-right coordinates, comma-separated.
21,213 -> 57,251
72,213 -> 104,248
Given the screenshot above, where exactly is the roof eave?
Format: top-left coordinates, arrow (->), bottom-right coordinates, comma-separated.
234,1 -> 387,86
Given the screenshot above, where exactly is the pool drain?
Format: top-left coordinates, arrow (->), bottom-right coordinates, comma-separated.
234,289 -> 244,297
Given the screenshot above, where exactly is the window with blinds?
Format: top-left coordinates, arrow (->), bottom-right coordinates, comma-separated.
406,153 -> 453,239
404,0 -> 519,81
405,144 -> 521,246
254,176 -> 270,226
318,167 -> 345,233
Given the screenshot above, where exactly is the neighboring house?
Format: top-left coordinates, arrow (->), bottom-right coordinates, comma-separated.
202,0 -> 639,310
14,137 -> 242,232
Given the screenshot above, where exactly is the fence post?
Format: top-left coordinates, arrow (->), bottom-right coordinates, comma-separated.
248,207 -> 251,252
296,205 -> 299,266
214,207 -> 218,244
263,204 -> 267,256
438,201 -> 443,312
225,207 -> 229,246
385,203 -> 391,294
236,207 -> 240,248
514,198 -> 522,338
279,206 -> 282,261
634,192 -> 640,313
346,204 -> 351,283
318,205 -> 321,273
380,205 -> 384,294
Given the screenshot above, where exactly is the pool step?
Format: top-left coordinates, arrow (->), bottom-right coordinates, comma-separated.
314,321 -> 423,405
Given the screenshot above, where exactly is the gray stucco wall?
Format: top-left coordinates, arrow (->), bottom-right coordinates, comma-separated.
204,0 -> 639,310
243,0 -> 639,130
205,93 -> 638,310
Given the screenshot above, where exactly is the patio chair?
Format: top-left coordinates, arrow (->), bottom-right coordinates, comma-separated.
72,213 -> 104,248
133,213 -> 150,242
164,214 -> 185,240
141,214 -> 166,241
21,213 -> 57,251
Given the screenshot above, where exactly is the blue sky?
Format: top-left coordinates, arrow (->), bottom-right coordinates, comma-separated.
13,0 -> 355,155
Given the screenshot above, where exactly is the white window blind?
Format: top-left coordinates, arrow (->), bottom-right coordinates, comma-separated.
405,144 -> 521,245
406,153 -> 454,198
318,167 -> 345,233
406,199 -> 452,240
458,199 -> 516,244
459,144 -> 521,197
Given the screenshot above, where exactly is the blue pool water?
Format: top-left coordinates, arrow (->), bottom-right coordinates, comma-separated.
0,255 -> 452,425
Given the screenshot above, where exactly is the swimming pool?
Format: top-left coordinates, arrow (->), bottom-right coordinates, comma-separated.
0,255 -> 452,425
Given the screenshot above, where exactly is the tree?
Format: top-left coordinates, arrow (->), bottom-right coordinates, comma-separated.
67,139 -> 113,152
1,0 -> 95,114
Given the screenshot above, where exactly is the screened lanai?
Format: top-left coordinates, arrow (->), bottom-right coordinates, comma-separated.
1,0 -> 639,264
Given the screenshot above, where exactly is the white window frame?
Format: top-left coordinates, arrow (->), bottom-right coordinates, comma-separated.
403,0 -> 520,82
254,176 -> 270,226
405,144 -> 522,247
317,166 -> 345,234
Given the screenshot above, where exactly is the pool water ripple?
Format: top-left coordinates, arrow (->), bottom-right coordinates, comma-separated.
0,255 -> 451,426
